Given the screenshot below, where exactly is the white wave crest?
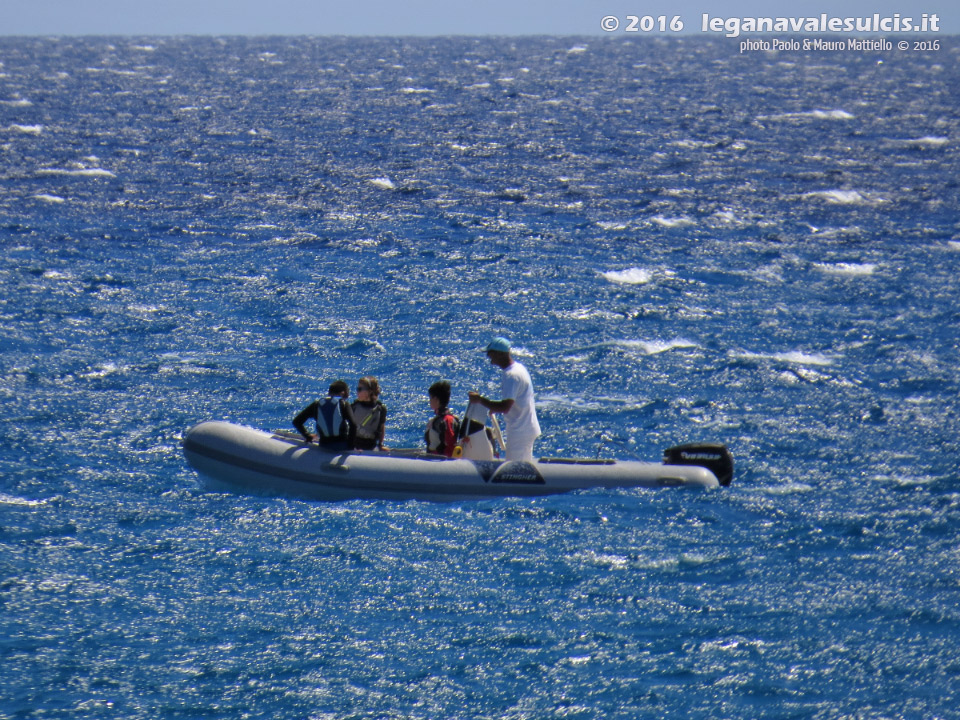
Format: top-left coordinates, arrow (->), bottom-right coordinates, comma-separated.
79,363 -> 125,380
650,215 -> 695,228
733,350 -> 834,366
803,190 -> 870,205
33,194 -> 66,203
903,136 -> 949,147
0,493 -> 48,507
753,482 -> 814,496
368,177 -> 395,190
575,550 -> 630,570
807,109 -> 855,120
8,124 -> 43,134
670,139 -> 714,149
761,109 -> 855,121
36,167 -> 117,178
711,210 -> 741,225
569,338 -> 698,357
623,338 -> 698,355
596,220 -> 630,231
602,267 -> 651,285
814,262 -> 876,276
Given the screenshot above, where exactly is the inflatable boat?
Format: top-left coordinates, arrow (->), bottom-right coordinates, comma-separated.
182,421 -> 733,502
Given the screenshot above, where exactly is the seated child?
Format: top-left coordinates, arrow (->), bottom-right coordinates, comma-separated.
424,381 -> 461,457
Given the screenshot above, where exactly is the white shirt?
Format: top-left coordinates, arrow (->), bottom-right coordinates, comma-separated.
501,360 -> 541,442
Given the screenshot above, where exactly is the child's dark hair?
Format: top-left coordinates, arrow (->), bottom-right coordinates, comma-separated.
428,380 -> 451,407
328,380 -> 349,396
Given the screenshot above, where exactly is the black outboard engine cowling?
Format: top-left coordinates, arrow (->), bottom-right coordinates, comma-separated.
663,443 -> 734,486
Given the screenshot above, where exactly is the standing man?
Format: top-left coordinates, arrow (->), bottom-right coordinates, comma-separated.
468,337 -> 541,462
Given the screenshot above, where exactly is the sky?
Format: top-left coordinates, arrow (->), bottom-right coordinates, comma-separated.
2,0 -> 955,36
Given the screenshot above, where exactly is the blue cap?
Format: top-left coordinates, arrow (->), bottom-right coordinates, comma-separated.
486,337 -> 512,353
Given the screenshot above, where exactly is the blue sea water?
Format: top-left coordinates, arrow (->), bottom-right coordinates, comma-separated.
1,35 -> 959,718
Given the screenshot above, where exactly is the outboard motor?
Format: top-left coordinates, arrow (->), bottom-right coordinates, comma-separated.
663,443 -> 734,486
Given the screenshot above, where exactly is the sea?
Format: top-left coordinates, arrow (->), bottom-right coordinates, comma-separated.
1,35 -> 959,719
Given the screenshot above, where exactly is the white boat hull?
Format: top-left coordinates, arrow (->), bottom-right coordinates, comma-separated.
182,421 -> 724,502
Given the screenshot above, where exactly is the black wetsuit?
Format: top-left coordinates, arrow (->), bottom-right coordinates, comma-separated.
293,396 -> 357,450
